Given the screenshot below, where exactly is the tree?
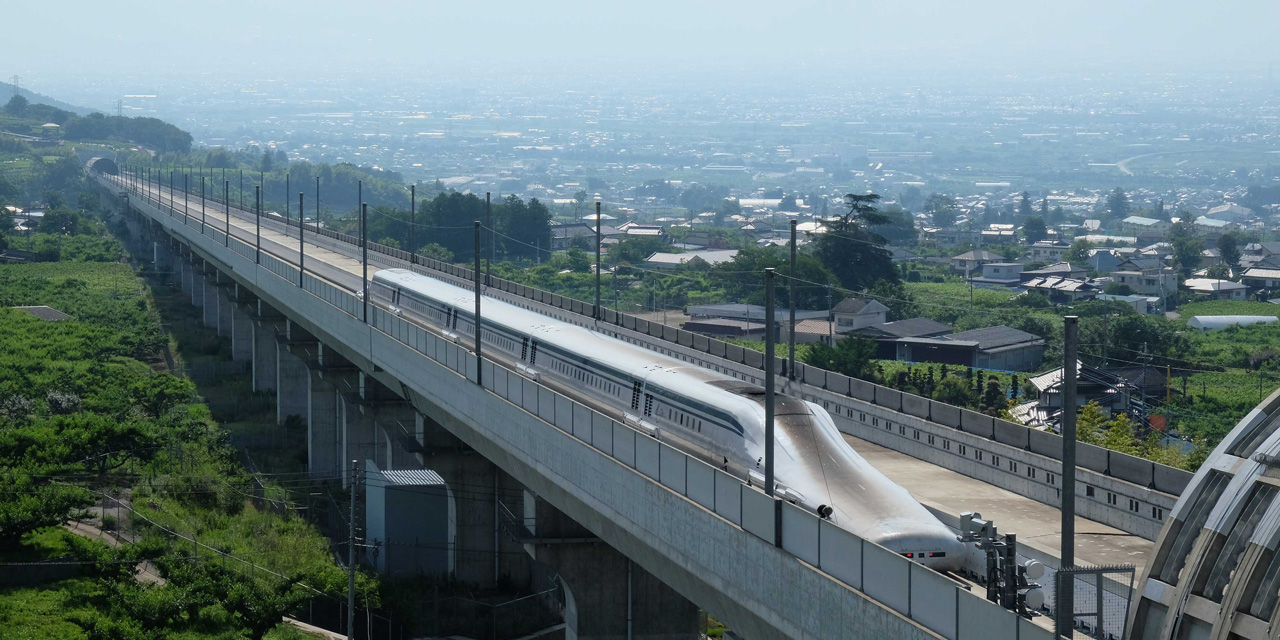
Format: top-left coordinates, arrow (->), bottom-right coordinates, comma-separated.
980,378 -> 1007,415
39,208 -> 82,235
778,194 -> 798,211
1106,187 -> 1130,220
924,193 -> 958,228
933,376 -> 973,408
1022,216 -> 1047,243
1076,401 -> 1108,444
814,193 -> 897,290
803,336 -> 879,382
1065,238 -> 1094,264
1103,414 -> 1140,455
716,198 -> 741,226
1153,199 -> 1167,221
4,95 -> 28,117
1219,233 -> 1242,271
1169,219 -> 1203,277
416,242 -> 454,263
1017,191 -> 1034,219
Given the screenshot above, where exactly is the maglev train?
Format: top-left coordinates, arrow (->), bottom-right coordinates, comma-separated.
371,268 -> 966,571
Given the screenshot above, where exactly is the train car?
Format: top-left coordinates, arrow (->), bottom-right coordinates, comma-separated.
372,268 -> 965,570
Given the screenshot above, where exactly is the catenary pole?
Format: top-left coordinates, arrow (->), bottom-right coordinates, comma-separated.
1058,315 -> 1079,637
595,201 -> 602,319
474,221 -> 483,386
299,192 -> 305,286
361,203 -> 368,323
764,268 -> 776,498
789,219 -> 797,379
223,181 -> 230,247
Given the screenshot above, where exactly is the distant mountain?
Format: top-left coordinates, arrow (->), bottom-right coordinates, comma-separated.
0,82 -> 95,116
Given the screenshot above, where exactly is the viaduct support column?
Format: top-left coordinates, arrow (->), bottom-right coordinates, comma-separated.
309,346 -> 356,479
230,286 -> 254,362
527,495 -> 699,640
190,260 -> 205,307
276,319 -> 314,425
217,282 -> 235,338
252,302 -> 282,393
201,272 -> 219,329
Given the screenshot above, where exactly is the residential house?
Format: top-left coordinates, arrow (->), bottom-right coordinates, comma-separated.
831,298 -> 890,332
1086,249 -> 1124,274
1110,266 -> 1178,297
1020,262 -> 1087,282
645,249 -> 739,269
1096,293 -> 1161,314
1242,267 -> 1280,291
1021,276 -> 1098,304
1194,216 -> 1236,236
1028,240 -> 1072,263
1121,216 -> 1171,236
854,318 -> 954,359
894,325 -> 1046,372
969,262 -> 1024,286
1184,278 -> 1248,300
927,229 -> 980,247
551,223 -> 621,250
950,250 -> 1004,274
1205,203 -> 1253,223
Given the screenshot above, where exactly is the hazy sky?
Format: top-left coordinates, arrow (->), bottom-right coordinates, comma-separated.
7,0 -> 1280,79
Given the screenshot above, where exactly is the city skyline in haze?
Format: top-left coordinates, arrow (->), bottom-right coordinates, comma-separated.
4,0 -> 1279,82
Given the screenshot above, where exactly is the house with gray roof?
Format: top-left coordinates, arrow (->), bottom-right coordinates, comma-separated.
893,325 -> 1046,371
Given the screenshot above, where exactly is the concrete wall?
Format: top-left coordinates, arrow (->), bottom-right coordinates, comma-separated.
112,175 -> 1055,640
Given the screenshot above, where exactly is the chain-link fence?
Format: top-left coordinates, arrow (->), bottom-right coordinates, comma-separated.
1050,565 -> 1135,640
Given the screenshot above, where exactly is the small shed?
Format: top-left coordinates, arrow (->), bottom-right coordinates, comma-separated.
364,466 -> 455,576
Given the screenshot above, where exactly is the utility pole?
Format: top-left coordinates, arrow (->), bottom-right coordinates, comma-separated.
409,184 -> 415,253
224,181 -> 230,247
788,219 -> 797,379
316,176 -> 321,231
183,173 -> 188,219
285,173 -> 290,223
239,170 -> 243,210
299,192 -> 305,286
347,459 -> 357,640
764,268 -> 776,498
595,201 -> 602,320
1059,315 -> 1079,637
474,221 -> 483,386
200,176 -> 206,231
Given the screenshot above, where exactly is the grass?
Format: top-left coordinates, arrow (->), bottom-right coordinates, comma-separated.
0,577 -> 317,640
906,281 -> 1019,309
1177,300 -> 1280,318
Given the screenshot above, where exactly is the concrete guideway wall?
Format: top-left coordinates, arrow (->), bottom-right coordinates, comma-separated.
114,175 -> 1054,640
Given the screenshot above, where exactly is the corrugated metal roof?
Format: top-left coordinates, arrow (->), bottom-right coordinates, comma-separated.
375,468 -> 446,486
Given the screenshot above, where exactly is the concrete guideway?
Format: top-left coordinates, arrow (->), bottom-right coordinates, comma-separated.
108,172 -> 1063,640
125,174 -> 1181,550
